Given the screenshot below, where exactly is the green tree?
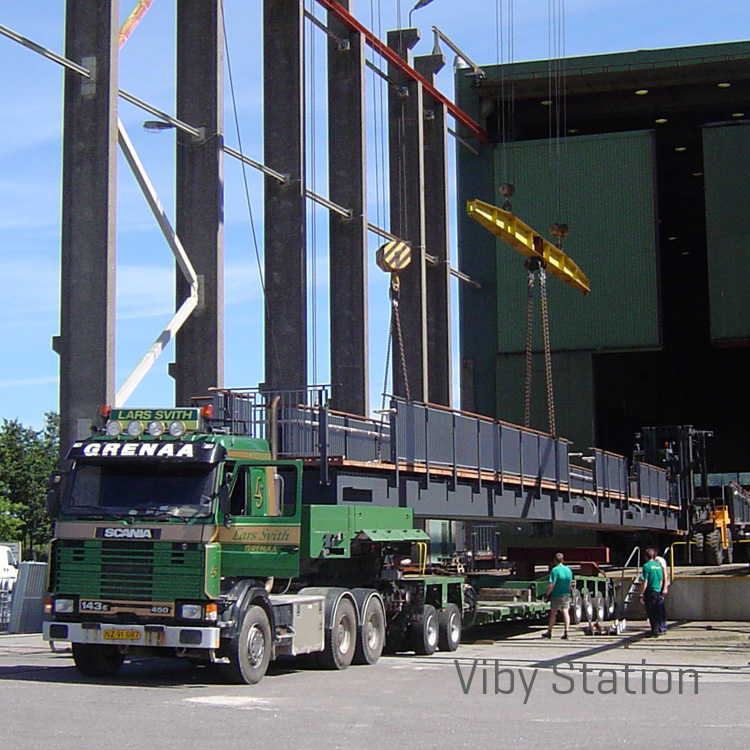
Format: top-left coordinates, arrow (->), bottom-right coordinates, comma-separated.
0,413 -> 58,556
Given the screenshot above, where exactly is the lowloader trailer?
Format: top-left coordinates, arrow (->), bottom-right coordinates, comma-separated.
42,388 -> 687,682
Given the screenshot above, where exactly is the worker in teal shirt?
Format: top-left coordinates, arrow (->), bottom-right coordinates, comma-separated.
542,552 -> 574,639
639,547 -> 666,637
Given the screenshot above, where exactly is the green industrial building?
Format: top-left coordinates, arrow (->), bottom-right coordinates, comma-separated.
457,41 -> 750,470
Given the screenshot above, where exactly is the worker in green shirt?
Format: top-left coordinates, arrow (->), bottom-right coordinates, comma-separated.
639,547 -> 666,638
542,552 -> 574,640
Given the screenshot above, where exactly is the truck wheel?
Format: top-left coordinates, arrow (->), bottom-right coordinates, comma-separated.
569,589 -> 583,624
582,590 -> 594,622
72,643 -> 124,678
705,529 -> 724,566
462,584 -> 478,629
438,604 -> 461,652
354,596 -> 385,665
411,604 -> 439,656
605,589 -> 617,620
593,592 -> 606,622
221,605 -> 272,684
319,597 -> 357,670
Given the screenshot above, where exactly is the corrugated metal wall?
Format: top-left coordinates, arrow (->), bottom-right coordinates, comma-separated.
703,122 -> 750,342
493,130 -> 661,352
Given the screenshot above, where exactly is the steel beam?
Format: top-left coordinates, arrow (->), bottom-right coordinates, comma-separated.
172,0 -> 224,406
327,0 -> 369,416
264,0 -> 307,392
388,29 -> 428,403
56,0 -> 119,456
416,52 -> 452,407
314,0 -> 488,143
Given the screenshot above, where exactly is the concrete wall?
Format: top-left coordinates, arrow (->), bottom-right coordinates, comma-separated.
667,576 -> 750,621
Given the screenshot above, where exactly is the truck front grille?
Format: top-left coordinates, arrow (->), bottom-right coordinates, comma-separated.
53,540 -> 205,601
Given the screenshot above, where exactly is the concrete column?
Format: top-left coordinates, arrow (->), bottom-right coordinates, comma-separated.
173,0 -> 224,406
56,0 -> 119,455
415,52 -> 451,407
387,29 -> 428,403
327,0 -> 369,416
264,0 -> 307,392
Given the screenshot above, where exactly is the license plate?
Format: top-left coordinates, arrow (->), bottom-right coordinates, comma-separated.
102,629 -> 140,641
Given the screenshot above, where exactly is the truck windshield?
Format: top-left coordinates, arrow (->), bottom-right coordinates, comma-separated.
63,462 -> 217,520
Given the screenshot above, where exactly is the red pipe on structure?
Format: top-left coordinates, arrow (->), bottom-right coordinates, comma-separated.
315,0 -> 489,143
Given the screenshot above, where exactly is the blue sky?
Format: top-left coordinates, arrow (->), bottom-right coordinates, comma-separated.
1,0 -> 748,431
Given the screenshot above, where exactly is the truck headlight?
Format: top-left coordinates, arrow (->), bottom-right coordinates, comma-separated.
127,420 -> 144,437
147,420 -> 165,437
180,604 -> 203,620
54,598 -> 75,614
169,420 -> 186,437
105,421 -> 122,437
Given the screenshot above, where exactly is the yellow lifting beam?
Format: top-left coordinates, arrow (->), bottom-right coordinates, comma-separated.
466,199 -> 590,294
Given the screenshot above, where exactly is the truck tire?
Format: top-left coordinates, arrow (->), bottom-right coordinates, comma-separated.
569,589 -> 583,624
318,597 -> 357,670
605,588 -> 617,620
690,531 -> 705,565
705,529 -> 724,567
462,584 -> 478,629
220,604 -> 272,684
411,604 -> 439,655
437,604 -> 461,652
582,590 -> 594,622
593,592 -> 606,622
72,643 -> 124,678
353,595 -> 385,665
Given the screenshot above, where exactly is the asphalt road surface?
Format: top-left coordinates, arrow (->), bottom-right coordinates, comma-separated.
1,621 -> 750,750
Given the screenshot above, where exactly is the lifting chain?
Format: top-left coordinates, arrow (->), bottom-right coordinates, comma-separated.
390,275 -> 411,403
539,268 -> 556,437
524,266 -> 535,429
523,260 -> 556,437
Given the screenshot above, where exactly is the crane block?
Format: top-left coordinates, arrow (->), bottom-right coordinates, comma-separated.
376,240 -> 412,274
466,199 -> 590,294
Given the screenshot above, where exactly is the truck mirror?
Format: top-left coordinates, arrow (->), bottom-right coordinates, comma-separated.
218,484 -> 231,521
46,472 -> 63,519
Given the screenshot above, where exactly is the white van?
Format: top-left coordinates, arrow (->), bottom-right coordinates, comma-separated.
0,545 -> 19,592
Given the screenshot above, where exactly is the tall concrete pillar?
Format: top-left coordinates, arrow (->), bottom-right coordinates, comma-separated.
415,52 -> 452,407
56,0 -> 119,454
327,0 -> 369,416
264,0 -> 307,392
387,29 -> 428,403
173,0 -> 224,405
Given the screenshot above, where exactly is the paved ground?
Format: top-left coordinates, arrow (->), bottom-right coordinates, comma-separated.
2,619 -> 749,749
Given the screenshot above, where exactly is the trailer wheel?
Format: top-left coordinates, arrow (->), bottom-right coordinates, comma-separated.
221,604 -> 272,684
319,597 -> 357,670
690,531 -> 705,565
582,590 -> 594,622
438,604 -> 462,652
72,643 -> 124,678
705,529 -> 724,567
569,589 -> 583,624
605,589 -> 617,620
411,604 -> 439,655
593,592 -> 606,622
462,585 -> 478,629
354,596 -> 385,665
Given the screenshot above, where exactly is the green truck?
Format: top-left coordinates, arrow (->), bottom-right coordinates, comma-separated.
44,406 -> 464,683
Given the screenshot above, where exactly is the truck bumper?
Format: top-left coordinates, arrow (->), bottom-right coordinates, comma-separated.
42,621 -> 221,650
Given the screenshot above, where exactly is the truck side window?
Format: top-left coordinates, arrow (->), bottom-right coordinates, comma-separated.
228,467 -> 248,516
275,465 -> 299,518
